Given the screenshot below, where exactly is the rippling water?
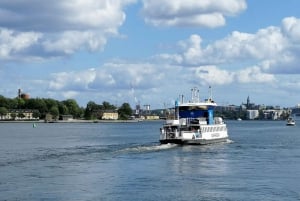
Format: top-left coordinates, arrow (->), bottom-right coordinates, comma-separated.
0,121 -> 299,201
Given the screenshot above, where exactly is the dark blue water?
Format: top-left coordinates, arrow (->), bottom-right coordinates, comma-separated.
0,121 -> 299,201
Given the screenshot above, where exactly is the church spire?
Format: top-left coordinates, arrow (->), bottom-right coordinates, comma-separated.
247,96 -> 250,109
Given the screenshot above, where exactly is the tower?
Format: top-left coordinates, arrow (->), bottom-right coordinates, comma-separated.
18,89 -> 22,98
246,96 -> 250,109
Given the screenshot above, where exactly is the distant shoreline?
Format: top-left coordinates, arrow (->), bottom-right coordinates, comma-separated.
0,119 -> 162,123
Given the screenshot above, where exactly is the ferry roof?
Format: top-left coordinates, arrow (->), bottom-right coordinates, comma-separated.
179,101 -> 217,107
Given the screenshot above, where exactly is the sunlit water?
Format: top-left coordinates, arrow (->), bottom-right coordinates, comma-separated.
0,120 -> 300,201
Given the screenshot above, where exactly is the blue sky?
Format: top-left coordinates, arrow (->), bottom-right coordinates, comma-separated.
1,0 -> 300,109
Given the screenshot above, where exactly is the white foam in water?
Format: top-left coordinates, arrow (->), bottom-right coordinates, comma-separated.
226,139 -> 234,144
143,143 -> 178,151
117,143 -> 178,154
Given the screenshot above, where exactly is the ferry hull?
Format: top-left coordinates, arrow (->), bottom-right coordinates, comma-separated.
160,137 -> 228,145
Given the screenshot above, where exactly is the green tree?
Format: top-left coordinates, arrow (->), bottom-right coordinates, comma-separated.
32,110 -> 40,119
58,102 -> 69,115
30,98 -> 48,118
84,101 -> 100,120
0,95 -> 9,108
49,106 -> 59,119
238,110 -> 247,120
118,103 -> 132,120
63,99 -> 82,118
7,98 -> 18,109
10,113 -> 16,120
17,98 -> 25,109
0,107 -> 8,119
44,98 -> 58,111
102,101 -> 116,110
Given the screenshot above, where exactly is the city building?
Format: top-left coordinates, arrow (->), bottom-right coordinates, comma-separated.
101,110 -> 118,120
0,109 -> 39,120
247,110 -> 259,120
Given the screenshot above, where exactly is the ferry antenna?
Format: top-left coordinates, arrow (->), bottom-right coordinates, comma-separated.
191,87 -> 200,103
209,85 -> 213,101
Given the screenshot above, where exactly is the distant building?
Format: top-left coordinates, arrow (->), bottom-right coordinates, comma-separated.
135,103 -> 141,117
242,96 -> 256,110
216,105 -> 240,112
20,93 -> 30,100
1,109 -> 39,120
291,105 -> 300,119
60,115 -> 73,121
144,104 -> 151,115
262,109 -> 284,120
45,113 -> 56,122
18,89 -> 30,100
247,110 -> 259,120
101,110 -> 118,120
144,115 -> 160,120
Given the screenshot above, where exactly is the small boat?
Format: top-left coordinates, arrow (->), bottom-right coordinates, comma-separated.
159,87 -> 229,145
286,117 -> 296,126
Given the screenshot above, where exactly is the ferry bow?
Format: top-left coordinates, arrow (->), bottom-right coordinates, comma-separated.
160,87 -> 229,145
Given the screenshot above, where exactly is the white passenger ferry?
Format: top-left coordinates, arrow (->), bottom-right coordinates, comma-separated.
159,87 -> 228,145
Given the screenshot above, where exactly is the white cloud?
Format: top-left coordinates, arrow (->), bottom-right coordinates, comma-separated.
26,40 -> 299,108
181,35 -> 203,65
152,53 -> 183,64
62,91 -> 80,100
0,0 -> 135,32
194,65 -> 234,85
142,0 -> 247,27
48,62 -> 165,93
0,0 -> 136,59
0,28 -> 42,59
45,62 -> 171,106
236,66 -> 276,83
282,17 -> 300,43
171,28 -> 287,66
49,68 -> 97,91
42,31 -> 107,54
155,16 -> 300,77
0,59 -> 295,108
193,65 -> 274,85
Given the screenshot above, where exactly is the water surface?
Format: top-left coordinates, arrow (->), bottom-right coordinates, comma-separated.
0,121 -> 299,200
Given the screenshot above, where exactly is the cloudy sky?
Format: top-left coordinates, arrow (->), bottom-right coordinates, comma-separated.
1,0 -> 300,109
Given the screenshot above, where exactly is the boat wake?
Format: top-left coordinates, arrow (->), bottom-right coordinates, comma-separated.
0,143 -> 178,167
226,139 -> 234,144
116,143 -> 178,154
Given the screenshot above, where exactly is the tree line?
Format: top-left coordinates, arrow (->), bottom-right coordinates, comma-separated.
0,95 -> 133,120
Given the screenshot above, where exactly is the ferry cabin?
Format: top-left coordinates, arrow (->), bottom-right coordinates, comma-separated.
160,100 -> 228,145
